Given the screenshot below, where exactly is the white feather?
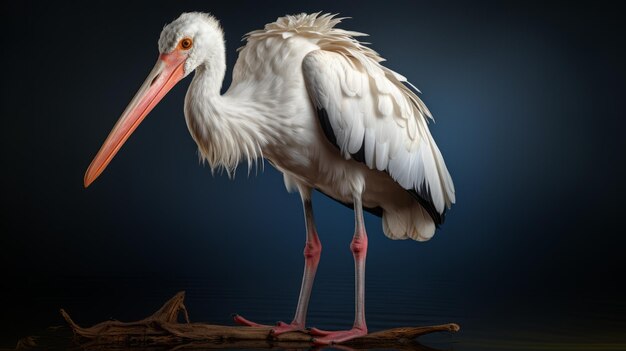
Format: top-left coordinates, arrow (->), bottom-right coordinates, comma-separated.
302,47 -> 455,218
375,141 -> 389,170
168,12 -> 455,242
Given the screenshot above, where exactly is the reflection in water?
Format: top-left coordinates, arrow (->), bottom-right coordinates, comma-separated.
10,274 -> 626,351
17,325 -> 447,351
17,324 -> 626,351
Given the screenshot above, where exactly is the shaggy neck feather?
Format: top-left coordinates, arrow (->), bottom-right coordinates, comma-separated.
184,57 -> 277,175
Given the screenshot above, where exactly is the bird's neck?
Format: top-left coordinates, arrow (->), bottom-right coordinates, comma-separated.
184,58 -> 278,174
191,46 -> 226,96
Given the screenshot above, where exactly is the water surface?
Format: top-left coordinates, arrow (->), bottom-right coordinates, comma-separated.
5,273 -> 624,350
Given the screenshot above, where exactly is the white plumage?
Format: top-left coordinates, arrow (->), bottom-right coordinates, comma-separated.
204,12 -> 455,240
84,12 -> 455,344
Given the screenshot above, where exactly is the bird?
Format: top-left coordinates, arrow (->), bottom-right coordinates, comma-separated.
84,12 -> 455,345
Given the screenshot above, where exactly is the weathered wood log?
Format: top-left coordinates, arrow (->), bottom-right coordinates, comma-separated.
60,291 -> 460,349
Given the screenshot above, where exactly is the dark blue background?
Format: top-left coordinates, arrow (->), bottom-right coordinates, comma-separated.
2,0 -> 625,348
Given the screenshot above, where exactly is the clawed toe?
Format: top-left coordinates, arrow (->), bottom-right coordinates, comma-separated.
308,327 -> 333,336
311,328 -> 368,345
232,314 -> 269,327
234,314 -> 306,336
270,321 -> 306,336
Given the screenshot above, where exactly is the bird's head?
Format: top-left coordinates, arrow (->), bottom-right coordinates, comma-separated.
83,12 -> 223,187
158,12 -> 224,76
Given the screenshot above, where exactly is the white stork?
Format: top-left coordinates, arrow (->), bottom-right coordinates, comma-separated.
84,12 -> 455,344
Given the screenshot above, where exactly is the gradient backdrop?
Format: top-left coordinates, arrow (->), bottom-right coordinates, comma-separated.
1,0 -> 625,349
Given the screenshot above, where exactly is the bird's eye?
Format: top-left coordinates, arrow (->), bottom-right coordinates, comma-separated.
179,38 -> 193,50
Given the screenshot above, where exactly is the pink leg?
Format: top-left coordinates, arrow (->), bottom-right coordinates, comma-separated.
234,194 -> 322,336
271,198 -> 321,335
311,196 -> 368,345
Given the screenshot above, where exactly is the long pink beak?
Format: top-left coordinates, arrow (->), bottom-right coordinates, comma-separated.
84,51 -> 187,188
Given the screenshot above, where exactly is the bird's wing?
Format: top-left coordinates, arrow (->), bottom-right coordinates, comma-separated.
302,50 -> 455,222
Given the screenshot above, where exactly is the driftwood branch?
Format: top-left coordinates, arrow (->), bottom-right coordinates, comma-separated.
58,291 -> 459,349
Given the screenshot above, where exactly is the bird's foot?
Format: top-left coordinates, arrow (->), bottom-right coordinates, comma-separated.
232,314 -> 269,327
310,327 -> 368,345
270,321 -> 306,336
232,314 -> 306,336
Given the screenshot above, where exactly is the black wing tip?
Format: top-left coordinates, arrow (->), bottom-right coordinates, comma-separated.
407,188 -> 445,226
316,108 -> 340,149
315,107 -> 446,225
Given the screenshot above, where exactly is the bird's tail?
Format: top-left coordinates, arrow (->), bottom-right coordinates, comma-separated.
382,203 -> 436,241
